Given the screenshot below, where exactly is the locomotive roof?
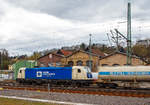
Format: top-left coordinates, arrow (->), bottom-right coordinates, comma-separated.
26,67 -> 72,70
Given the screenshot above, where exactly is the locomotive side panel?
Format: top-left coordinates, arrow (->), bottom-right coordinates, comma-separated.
17,68 -> 26,79
25,67 -> 72,80
72,66 -> 92,80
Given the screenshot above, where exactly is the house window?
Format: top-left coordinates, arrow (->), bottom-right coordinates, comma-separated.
112,64 -> 120,66
76,60 -> 83,66
86,60 -> 93,67
68,61 -> 74,66
48,63 -> 53,67
40,64 -> 45,67
101,64 -> 108,66
56,62 -> 61,66
49,54 -> 53,59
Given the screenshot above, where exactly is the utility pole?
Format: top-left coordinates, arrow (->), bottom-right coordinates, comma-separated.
89,34 -> 92,72
127,1 -> 132,65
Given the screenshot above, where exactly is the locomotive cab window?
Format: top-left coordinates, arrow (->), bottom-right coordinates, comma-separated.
78,69 -> 81,73
20,70 -> 22,73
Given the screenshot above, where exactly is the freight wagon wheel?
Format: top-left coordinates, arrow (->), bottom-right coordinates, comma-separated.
97,83 -> 105,88
106,83 -> 118,88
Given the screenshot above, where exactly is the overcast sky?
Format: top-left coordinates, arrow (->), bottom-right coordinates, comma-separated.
0,0 -> 150,56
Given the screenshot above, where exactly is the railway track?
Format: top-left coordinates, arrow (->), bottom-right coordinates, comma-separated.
1,81 -> 150,98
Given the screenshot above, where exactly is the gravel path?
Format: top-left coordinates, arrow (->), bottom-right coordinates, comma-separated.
0,89 -> 150,105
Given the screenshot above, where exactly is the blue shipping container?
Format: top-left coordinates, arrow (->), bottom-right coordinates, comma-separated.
25,67 -> 72,80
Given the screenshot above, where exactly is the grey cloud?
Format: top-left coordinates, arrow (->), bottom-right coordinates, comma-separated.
135,0 -> 150,10
5,0 -> 126,22
6,0 -> 150,23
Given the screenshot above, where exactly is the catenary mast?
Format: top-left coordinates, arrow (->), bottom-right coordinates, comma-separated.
127,1 -> 132,65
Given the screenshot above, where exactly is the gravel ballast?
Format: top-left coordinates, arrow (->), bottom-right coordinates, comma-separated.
0,89 -> 150,105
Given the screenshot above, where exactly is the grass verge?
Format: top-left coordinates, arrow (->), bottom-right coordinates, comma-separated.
0,97 -> 67,105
